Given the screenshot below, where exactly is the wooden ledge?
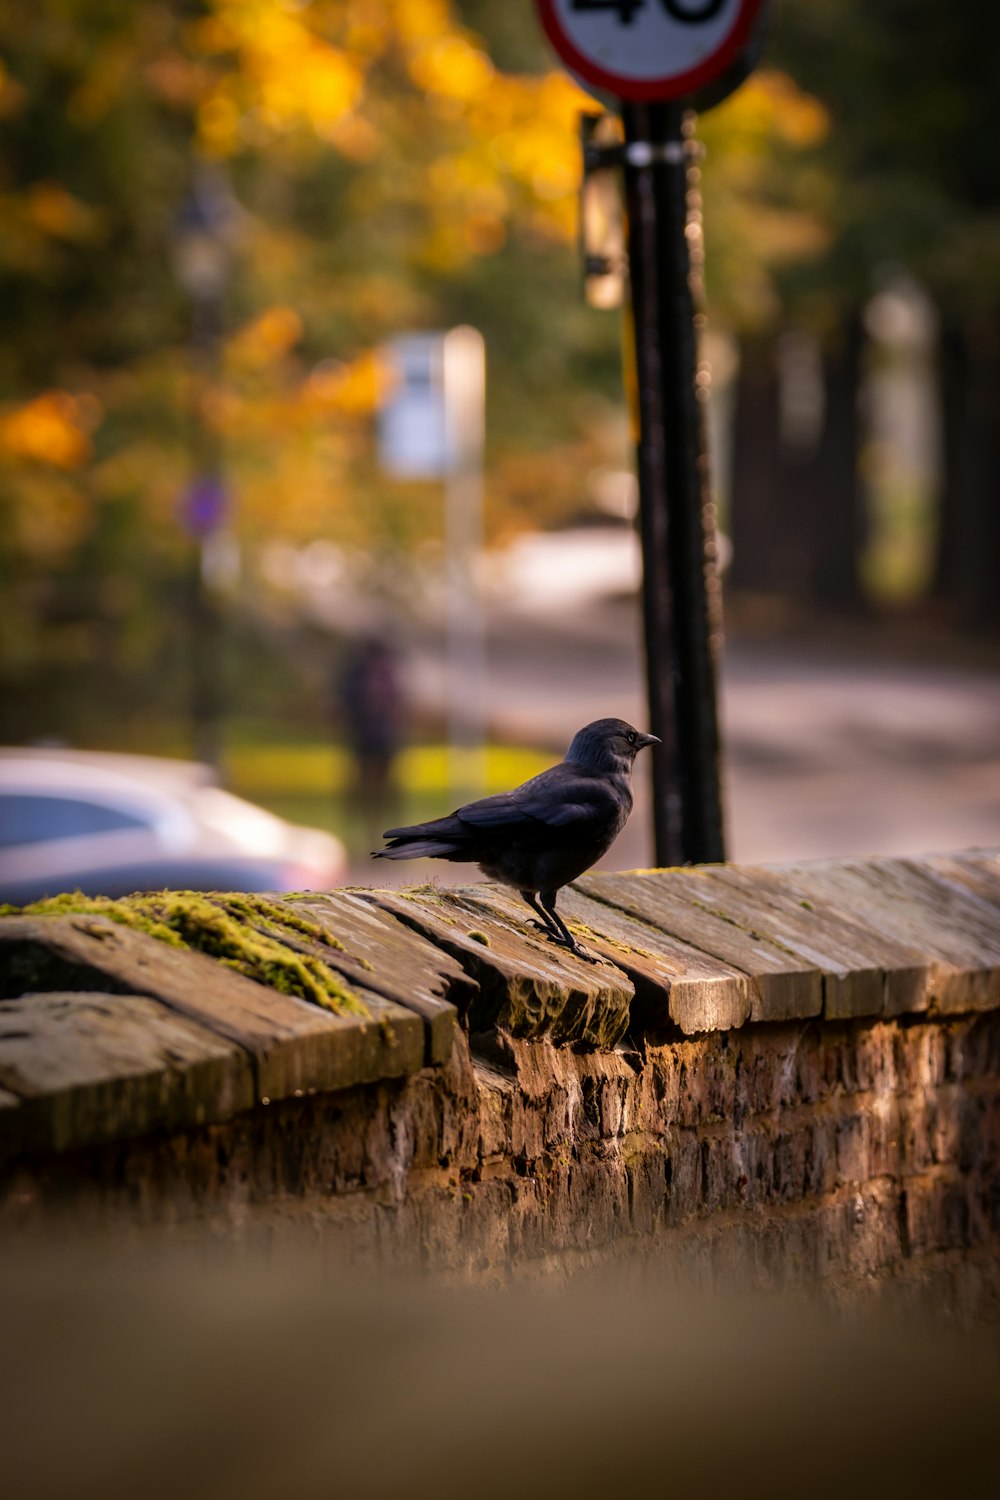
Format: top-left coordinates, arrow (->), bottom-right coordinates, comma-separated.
0,849 -> 998,1161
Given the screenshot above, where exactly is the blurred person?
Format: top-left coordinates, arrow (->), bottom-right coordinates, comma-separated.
336,632 -> 405,851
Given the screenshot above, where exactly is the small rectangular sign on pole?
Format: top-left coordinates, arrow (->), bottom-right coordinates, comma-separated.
378,328 -> 488,801
442,327 -> 487,800
377,334 -> 450,479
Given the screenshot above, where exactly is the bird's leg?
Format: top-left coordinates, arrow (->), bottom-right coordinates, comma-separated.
520,889 -> 563,940
539,890 -> 597,963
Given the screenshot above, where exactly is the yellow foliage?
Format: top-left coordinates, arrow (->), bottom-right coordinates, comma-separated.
304,351 -> 391,416
0,392 -> 100,469
1,0 -> 840,612
0,58 -> 26,118
91,441 -> 186,519
67,37 -> 137,125
227,306 -> 304,368
4,472 -> 94,560
704,69 -> 830,156
25,183 -> 102,242
390,0 -> 453,48
325,111 -> 381,160
198,93 -> 242,156
143,51 -> 210,109
463,214 -> 506,256
408,36 -> 494,102
186,0 -> 592,256
200,384 -> 243,434
699,69 -> 833,327
195,0 -> 363,153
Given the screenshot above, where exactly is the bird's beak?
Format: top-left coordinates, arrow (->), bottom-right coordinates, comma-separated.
637,732 -> 660,750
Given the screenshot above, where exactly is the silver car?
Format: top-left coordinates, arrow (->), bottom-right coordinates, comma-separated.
0,748 -> 347,905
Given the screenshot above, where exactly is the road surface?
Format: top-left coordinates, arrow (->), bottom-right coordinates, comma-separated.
399,591 -> 1000,877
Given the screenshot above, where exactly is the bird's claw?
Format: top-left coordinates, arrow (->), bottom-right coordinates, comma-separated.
527,918 -> 557,937
527,919 -> 597,963
565,942 -> 599,965
549,932 -> 600,964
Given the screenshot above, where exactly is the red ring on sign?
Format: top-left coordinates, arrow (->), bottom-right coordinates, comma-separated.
536,0 -> 764,102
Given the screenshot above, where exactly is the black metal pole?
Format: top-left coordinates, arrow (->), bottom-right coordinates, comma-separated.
621,99 -> 726,866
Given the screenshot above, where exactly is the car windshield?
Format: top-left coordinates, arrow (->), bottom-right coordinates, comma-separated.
0,794 -> 150,849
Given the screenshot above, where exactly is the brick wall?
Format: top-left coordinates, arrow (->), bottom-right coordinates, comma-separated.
2,853 -> 999,1312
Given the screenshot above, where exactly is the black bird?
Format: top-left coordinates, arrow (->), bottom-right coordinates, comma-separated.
373,718 -> 658,959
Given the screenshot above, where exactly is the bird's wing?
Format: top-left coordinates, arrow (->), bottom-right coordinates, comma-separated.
456,764 -> 616,832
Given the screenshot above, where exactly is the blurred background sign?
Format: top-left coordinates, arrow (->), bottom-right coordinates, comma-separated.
378,335 -> 451,480
178,475 -> 228,539
379,328 -> 487,803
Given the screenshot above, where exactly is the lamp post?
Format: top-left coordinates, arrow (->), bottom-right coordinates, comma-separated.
170,165 -> 239,773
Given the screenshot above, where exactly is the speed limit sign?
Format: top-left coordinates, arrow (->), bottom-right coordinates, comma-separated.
536,0 -> 765,102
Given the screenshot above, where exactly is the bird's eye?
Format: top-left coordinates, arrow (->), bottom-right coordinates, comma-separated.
627,731 -> 636,745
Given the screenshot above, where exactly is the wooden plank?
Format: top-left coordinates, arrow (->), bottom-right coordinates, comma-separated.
911,850 -> 1000,913
541,885 -> 750,1035
284,891 -> 468,1065
0,991 -> 254,1161
372,885 -> 634,1049
949,848 -> 1000,885
688,863 -> 933,1019
767,856 -> 1000,1014
331,985 -> 425,1089
578,869 -> 823,1025
0,916 -> 423,1104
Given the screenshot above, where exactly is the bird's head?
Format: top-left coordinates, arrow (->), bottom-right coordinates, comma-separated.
566,718 -> 660,774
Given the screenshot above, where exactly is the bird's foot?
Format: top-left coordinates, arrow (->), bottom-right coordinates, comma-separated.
548,931 -> 600,964
527,918 -> 600,964
528,918 -> 561,940
568,944 -> 600,965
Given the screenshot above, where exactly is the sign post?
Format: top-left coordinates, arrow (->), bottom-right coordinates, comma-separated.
378,329 -> 487,804
535,0 -> 767,866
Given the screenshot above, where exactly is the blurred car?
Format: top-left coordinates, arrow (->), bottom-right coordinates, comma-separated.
0,748 -> 347,905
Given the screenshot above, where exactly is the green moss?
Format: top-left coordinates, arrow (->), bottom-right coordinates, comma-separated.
224,893 -> 345,951
799,899 -> 814,911
3,890 -> 366,1017
390,886 -> 459,924
283,895 -> 374,968
466,930 -> 491,947
566,917 -> 660,965
1,889 -> 186,947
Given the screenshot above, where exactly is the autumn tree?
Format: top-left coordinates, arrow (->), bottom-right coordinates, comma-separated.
0,0 -> 836,747
729,0 -> 1000,624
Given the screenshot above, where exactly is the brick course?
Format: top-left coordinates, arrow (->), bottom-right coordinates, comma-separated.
2,1011 -> 998,1314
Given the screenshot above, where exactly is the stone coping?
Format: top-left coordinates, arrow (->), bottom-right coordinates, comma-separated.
0,849 -> 997,1162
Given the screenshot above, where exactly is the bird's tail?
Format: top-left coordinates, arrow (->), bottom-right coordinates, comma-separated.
372,814 -> 467,862
373,838 -> 464,861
